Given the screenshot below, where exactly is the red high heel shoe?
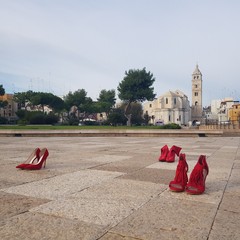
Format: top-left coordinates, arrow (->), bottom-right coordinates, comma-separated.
16,148 -> 40,169
159,145 -> 169,161
24,148 -> 49,170
169,153 -> 188,192
186,155 -> 209,194
166,145 -> 182,162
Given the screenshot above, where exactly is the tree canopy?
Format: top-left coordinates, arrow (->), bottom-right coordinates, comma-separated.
117,68 -> 156,125
0,85 -> 8,109
97,89 -> 116,116
0,85 -> 5,96
64,89 -> 88,111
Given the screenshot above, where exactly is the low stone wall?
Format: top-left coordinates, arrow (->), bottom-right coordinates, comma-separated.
0,129 -> 223,137
199,123 -> 240,136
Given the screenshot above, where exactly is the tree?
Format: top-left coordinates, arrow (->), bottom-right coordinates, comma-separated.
63,89 -> 89,122
120,102 -> 144,125
0,85 -> 5,96
117,68 -> 156,126
64,89 -> 87,111
107,108 -> 127,126
97,89 -> 116,117
0,85 -> 8,110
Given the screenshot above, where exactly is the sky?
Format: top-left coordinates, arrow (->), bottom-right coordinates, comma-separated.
0,0 -> 240,107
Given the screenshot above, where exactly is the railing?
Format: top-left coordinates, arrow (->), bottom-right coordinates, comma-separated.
199,122 -> 240,130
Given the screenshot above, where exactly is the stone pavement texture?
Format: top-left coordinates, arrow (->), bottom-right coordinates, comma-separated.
0,136 -> 239,240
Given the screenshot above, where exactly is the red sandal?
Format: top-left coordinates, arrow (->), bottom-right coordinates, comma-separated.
158,145 -> 169,162
169,153 -> 188,192
186,155 -> 209,194
166,145 -> 182,162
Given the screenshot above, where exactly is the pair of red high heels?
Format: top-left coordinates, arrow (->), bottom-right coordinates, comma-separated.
16,148 -> 49,170
159,145 -> 182,162
169,154 -> 209,194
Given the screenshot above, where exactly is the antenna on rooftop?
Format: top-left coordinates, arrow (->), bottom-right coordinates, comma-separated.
29,79 -> 33,90
12,83 -> 15,93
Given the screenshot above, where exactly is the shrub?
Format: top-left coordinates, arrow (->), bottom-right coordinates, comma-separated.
45,114 -> 59,124
29,114 -> 45,124
0,117 -> 8,124
161,123 -> 181,129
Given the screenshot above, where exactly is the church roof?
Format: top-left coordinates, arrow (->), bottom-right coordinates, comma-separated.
192,64 -> 202,75
160,90 -> 187,98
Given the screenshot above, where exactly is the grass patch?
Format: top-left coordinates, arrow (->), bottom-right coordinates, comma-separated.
0,124 -> 181,130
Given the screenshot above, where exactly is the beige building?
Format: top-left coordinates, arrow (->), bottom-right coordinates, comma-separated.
229,103 -> 240,123
0,94 -> 18,122
143,90 -> 190,125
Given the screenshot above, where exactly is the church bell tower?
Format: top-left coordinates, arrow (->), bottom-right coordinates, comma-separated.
191,64 -> 203,122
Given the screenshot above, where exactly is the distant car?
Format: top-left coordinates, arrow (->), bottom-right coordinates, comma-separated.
155,120 -> 164,126
220,121 -> 230,125
192,120 -> 201,126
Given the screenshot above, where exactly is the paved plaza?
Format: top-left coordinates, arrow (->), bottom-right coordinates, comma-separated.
0,136 -> 240,240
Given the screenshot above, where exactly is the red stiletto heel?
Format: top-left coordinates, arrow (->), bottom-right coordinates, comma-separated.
24,148 -> 49,170
159,145 -> 169,162
186,155 -> 209,194
169,153 -> 188,192
16,148 -> 40,169
166,145 -> 182,162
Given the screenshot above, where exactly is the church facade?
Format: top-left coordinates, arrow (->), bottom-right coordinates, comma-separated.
143,89 -> 191,125
143,65 -> 203,125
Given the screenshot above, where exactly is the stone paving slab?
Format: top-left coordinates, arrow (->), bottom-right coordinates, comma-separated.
2,169 -> 124,200
118,168 -> 175,184
30,179 -> 165,227
0,212 -> 106,240
108,195 -> 217,240
0,191 -> 49,221
209,210 -> 240,240
92,155 -> 157,174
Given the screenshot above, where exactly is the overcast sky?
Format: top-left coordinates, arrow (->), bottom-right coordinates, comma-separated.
0,0 -> 239,106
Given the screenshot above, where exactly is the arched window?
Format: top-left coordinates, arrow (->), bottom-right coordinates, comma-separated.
166,98 -> 168,104
195,101 -> 198,106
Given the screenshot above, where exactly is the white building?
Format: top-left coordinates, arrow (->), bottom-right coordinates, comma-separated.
143,90 -> 190,125
210,98 -> 239,123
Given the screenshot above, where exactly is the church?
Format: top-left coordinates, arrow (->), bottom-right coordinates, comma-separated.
143,65 -> 203,125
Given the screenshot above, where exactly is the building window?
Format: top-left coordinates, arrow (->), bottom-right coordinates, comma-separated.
169,115 -> 171,121
174,98 -> 176,105
195,101 -> 198,106
179,115 -> 181,121
149,104 -> 152,108
195,92 -> 198,96
166,98 -> 168,104
195,84 -> 198,88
